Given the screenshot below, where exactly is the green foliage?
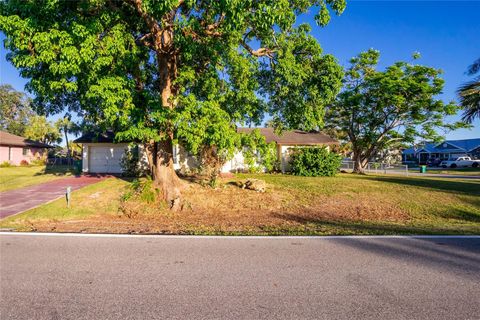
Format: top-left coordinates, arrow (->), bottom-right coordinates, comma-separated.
290,147 -> 342,177
24,115 -> 61,145
0,0 -> 345,176
241,129 -> 279,173
121,177 -> 157,204
31,157 -> 47,166
119,145 -> 146,177
0,161 -> 13,168
0,84 -> 35,136
325,49 -> 469,171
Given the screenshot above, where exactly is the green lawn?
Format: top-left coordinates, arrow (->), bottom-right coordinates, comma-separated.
0,165 -> 74,192
414,167 -> 480,176
1,173 -> 479,235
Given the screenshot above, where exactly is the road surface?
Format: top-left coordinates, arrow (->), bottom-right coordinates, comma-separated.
1,234 -> 479,320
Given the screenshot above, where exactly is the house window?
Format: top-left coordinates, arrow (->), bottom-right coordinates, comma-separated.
22,148 -> 30,156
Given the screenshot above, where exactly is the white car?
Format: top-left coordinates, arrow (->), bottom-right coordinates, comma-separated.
440,157 -> 480,168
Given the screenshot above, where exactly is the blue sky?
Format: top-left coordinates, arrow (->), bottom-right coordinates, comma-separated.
1,0 -> 479,140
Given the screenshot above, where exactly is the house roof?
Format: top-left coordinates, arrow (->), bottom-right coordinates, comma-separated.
437,138 -> 480,152
402,138 -> 480,154
73,131 -> 116,143
74,128 -> 338,146
237,128 -> 338,145
0,130 -> 53,148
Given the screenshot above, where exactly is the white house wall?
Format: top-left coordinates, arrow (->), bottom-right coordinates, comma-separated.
81,143 -> 332,174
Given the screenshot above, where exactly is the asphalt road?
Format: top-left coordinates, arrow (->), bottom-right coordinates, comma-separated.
1,234 -> 479,320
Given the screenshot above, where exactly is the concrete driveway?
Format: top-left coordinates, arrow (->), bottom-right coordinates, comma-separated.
1,234 -> 479,320
0,175 -> 107,219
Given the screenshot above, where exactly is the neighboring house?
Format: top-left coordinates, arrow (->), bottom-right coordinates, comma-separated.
402,138 -> 480,164
74,128 -> 338,174
0,130 -> 53,165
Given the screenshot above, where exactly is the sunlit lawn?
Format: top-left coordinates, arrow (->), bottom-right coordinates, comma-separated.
0,165 -> 73,192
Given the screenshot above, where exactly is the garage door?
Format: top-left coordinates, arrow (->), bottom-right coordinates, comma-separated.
89,146 -> 126,173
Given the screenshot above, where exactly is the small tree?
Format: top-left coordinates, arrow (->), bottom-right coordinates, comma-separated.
326,50 -> 467,173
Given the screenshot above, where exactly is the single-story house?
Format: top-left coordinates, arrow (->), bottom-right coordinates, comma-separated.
73,128 -> 338,174
0,130 -> 53,165
402,138 -> 480,164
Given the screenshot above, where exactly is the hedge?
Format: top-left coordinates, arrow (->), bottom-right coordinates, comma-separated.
290,147 -> 342,177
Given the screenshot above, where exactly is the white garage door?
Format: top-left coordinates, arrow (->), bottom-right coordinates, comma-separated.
89,146 -> 126,173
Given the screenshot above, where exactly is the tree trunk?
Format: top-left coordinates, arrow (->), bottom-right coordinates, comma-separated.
352,153 -> 367,174
145,140 -> 183,210
64,126 -> 71,165
148,48 -> 183,209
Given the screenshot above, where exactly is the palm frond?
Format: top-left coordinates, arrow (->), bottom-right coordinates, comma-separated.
467,58 -> 480,76
457,77 -> 480,123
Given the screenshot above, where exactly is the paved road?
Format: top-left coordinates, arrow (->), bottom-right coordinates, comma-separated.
0,176 -> 107,218
1,234 -> 479,320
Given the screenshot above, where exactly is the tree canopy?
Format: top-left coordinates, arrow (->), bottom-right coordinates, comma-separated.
1,0 -> 346,206
325,49 -> 466,173
0,84 -> 35,136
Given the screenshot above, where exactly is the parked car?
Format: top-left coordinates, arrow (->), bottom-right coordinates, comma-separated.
440,157 -> 480,168
426,158 -> 444,167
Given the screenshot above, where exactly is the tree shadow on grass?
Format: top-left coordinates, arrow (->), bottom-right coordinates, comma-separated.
367,175 -> 480,195
271,212 -> 480,235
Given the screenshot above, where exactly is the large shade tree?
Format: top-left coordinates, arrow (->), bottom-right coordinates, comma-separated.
326,50 -> 466,173
1,0 -> 345,208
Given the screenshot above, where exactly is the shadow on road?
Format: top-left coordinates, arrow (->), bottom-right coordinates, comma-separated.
329,236 -> 480,281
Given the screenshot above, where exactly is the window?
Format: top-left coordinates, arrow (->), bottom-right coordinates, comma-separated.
22,148 -> 30,156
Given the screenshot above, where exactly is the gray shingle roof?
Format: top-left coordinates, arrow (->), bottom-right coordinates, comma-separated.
237,128 -> 338,145
0,130 -> 53,148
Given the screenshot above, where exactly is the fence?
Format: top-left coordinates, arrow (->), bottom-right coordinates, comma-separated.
341,161 -> 409,176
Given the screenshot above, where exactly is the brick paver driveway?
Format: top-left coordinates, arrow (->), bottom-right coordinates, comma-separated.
0,175 -> 107,219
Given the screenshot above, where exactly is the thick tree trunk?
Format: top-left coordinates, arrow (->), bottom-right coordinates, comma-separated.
352,153 -> 368,174
149,50 -> 183,209
130,1 -> 183,209
145,141 -> 183,210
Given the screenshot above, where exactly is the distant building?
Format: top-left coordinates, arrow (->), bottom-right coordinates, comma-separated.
0,131 -> 53,165
402,138 -> 480,164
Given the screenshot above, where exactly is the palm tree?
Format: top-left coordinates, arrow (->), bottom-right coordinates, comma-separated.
458,58 -> 480,123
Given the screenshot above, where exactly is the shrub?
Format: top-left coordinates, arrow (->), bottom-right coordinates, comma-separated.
290,147 -> 342,177
20,159 -> 29,166
0,161 -> 13,168
31,157 -> 47,166
120,145 -> 147,177
119,177 -> 160,218
241,130 -> 280,173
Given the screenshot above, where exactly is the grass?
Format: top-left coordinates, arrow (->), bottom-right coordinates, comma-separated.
0,165 -> 74,192
413,167 -> 480,176
1,173 -> 479,235
0,178 -> 130,230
